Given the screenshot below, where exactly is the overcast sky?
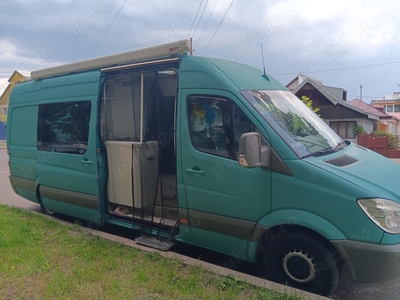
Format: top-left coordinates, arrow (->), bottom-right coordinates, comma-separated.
1,0 -> 400,103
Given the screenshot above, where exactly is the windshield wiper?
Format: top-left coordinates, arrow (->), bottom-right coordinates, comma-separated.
302,140 -> 348,159
332,140 -> 347,152
301,147 -> 335,159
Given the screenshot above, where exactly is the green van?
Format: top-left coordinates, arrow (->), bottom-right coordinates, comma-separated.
7,39 -> 400,296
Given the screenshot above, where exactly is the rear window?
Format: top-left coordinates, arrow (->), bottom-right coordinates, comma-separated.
37,101 -> 91,155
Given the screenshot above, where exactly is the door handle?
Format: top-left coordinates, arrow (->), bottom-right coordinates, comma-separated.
81,159 -> 93,165
185,168 -> 204,177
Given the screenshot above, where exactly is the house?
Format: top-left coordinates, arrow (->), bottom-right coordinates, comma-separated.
0,70 -> 30,139
287,73 -> 379,142
0,70 -> 30,117
370,92 -> 400,119
350,98 -> 400,135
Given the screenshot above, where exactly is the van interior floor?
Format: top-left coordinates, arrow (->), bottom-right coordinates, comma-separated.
108,174 -> 178,227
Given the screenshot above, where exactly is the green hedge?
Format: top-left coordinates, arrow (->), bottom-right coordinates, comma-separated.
373,131 -> 399,150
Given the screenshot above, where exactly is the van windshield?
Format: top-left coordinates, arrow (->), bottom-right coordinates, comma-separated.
241,90 -> 343,158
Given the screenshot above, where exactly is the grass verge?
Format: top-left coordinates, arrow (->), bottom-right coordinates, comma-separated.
0,205 -> 305,300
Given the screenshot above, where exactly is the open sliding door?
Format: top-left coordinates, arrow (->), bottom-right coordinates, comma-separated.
100,60 -> 180,238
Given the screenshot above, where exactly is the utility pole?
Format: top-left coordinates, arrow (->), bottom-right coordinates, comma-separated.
360,84 -> 363,101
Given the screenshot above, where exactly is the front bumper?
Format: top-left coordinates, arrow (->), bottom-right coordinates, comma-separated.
332,240 -> 400,283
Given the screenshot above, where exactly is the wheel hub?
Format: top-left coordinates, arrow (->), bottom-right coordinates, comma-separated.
282,248 -> 318,283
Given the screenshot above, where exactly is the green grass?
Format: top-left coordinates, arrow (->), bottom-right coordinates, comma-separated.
0,205 -> 305,300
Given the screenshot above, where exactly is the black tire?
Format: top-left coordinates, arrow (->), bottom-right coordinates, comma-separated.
263,232 -> 340,296
86,215 -> 108,230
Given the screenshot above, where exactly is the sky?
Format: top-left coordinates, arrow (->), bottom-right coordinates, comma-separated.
1,0 -> 400,103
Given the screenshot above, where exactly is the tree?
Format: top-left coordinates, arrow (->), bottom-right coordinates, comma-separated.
301,95 -> 321,116
352,124 -> 366,135
0,115 -> 7,124
374,130 -> 399,150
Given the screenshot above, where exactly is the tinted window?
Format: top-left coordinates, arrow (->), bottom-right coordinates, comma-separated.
187,96 -> 256,160
37,101 -> 91,154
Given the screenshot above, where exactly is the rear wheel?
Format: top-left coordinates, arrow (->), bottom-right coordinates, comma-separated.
263,232 -> 339,296
86,214 -> 108,230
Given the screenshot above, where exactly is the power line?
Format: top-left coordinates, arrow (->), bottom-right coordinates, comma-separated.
192,0 -> 209,41
194,0 -> 219,50
201,0 -> 235,56
377,20 -> 400,95
271,61 -> 400,77
187,0 -> 204,39
348,94 -> 381,99
87,0 -> 127,58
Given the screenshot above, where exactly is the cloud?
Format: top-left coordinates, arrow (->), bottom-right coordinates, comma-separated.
0,0 -> 399,100
257,0 -> 400,62
0,39 -> 22,63
0,78 -> 8,97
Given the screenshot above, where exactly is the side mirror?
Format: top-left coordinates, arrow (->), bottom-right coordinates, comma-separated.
238,132 -> 269,168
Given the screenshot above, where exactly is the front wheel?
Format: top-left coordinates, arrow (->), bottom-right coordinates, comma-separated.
263,232 -> 340,296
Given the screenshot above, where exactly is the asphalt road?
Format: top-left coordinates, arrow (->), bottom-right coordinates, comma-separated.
1,148 -> 400,299
0,148 -> 41,212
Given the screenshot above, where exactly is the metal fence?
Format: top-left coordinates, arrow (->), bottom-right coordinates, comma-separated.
357,133 -> 387,156
357,133 -> 400,158
0,122 -> 6,140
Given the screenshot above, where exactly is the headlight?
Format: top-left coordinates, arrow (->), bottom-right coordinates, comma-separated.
358,198 -> 400,234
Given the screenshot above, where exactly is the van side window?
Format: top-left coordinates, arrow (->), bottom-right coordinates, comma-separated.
187,97 -> 257,160
37,101 -> 91,155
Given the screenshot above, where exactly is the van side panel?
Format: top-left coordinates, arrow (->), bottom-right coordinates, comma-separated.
179,56 -> 298,161
270,160 -> 383,244
40,71 -> 101,101
8,71 -> 102,223
177,65 -> 273,258
8,103 -> 39,203
256,209 -> 346,240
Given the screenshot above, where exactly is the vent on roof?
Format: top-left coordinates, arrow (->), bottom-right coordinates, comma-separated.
324,155 -> 358,167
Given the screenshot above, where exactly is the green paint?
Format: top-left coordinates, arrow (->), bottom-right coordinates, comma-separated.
7,50 -> 400,293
